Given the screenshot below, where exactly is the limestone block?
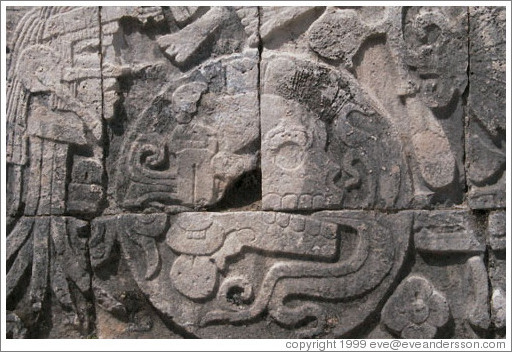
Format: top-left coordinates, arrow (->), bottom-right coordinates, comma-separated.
488,226 -> 506,334
4,6 -> 505,340
6,217 -> 92,337
382,275 -> 450,339
261,55 -> 410,210
467,7 -> 506,209
89,211 -> 412,338
413,211 -> 485,254
260,6 -> 469,209
488,211 -> 506,251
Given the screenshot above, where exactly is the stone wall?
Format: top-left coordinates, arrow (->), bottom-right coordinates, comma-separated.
5,6 -> 506,339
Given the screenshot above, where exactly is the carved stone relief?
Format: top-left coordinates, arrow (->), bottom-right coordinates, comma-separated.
467,7 -> 506,209
382,275 -> 451,339
4,6 -> 506,339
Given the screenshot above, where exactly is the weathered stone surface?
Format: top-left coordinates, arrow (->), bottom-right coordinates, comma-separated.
467,6 -> 506,209
110,51 -> 259,211
259,6 -> 469,210
89,211 -> 411,338
408,252 -> 493,338
466,256 -> 491,332
261,55 -> 410,210
6,7 -> 104,220
4,6 -> 506,340
413,211 -> 485,254
6,216 -> 92,337
382,275 -> 450,339
491,287 -> 506,330
488,210 -> 506,251
489,232 -> 506,335
6,312 -> 28,339
100,6 -> 259,213
92,258 -> 184,339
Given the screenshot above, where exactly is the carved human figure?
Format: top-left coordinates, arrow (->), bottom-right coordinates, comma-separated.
7,16 -> 103,219
6,7 -> 106,337
5,5 -> 504,340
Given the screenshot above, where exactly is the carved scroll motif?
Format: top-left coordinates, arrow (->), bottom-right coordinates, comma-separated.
5,5 -> 505,339
89,211 -> 411,338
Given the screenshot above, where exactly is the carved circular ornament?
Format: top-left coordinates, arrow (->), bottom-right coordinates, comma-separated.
381,275 -> 451,339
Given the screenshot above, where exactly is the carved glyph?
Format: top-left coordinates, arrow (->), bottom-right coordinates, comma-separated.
4,6 -> 506,339
382,275 -> 450,339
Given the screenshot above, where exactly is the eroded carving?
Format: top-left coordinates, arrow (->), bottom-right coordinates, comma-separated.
4,5 -> 505,340
400,7 -> 468,108
488,211 -> 506,251
111,52 -> 259,210
466,256 -> 491,332
467,7 -> 506,209
7,7 -> 104,220
6,7 -> 104,338
261,55 -> 410,210
350,7 -> 467,205
90,211 -> 411,338
487,210 -> 506,335
382,275 -> 451,339
413,211 -> 485,254
7,217 -> 92,336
